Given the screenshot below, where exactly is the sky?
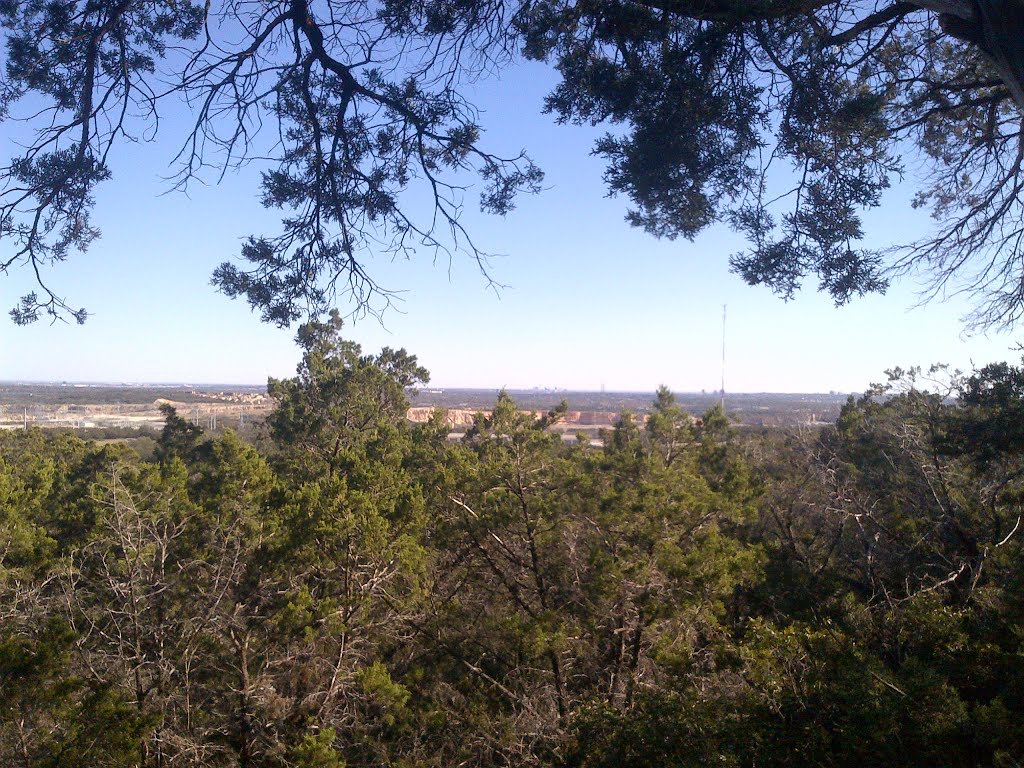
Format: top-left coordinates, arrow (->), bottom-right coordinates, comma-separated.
0,59 -> 1019,393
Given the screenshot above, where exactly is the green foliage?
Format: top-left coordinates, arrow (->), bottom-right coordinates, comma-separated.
568,691 -> 739,768
3,2 -> 1024,324
290,728 -> 346,768
268,310 -> 428,474
3,339 -> 1024,766
154,403 -> 205,466
0,618 -> 152,768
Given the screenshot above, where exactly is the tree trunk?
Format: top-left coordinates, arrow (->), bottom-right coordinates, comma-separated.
975,0 -> 1024,111
913,0 -> 1024,112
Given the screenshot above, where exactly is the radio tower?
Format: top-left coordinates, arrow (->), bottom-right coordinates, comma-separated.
720,304 -> 727,411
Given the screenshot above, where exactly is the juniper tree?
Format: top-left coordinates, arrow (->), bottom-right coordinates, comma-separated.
2,1 -> 1024,326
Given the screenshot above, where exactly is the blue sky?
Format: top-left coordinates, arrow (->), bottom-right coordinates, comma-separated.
0,60 -> 1018,393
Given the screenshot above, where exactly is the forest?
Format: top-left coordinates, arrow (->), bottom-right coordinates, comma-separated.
3,2 -> 1024,763
2,314 -> 1022,767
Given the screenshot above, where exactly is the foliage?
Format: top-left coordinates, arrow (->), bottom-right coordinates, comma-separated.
2,329 -> 1024,765
3,2 -> 1024,324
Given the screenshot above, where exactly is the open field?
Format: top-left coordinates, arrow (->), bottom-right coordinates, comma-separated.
0,384 -> 272,432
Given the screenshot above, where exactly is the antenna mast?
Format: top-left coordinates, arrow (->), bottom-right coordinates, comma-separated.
721,304 -> 726,411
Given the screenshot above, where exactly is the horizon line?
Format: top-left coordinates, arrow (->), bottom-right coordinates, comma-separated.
0,380 -> 857,396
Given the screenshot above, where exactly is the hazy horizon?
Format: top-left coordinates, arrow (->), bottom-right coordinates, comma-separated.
0,379 -> 865,396
2,64 -> 1018,393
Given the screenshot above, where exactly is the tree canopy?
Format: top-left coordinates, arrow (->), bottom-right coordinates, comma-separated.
2,0 -> 1023,325
2,323 -> 1023,765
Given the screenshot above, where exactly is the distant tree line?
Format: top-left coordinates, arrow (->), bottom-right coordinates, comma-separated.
1,318 -> 1022,766
0,386 -> 236,407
